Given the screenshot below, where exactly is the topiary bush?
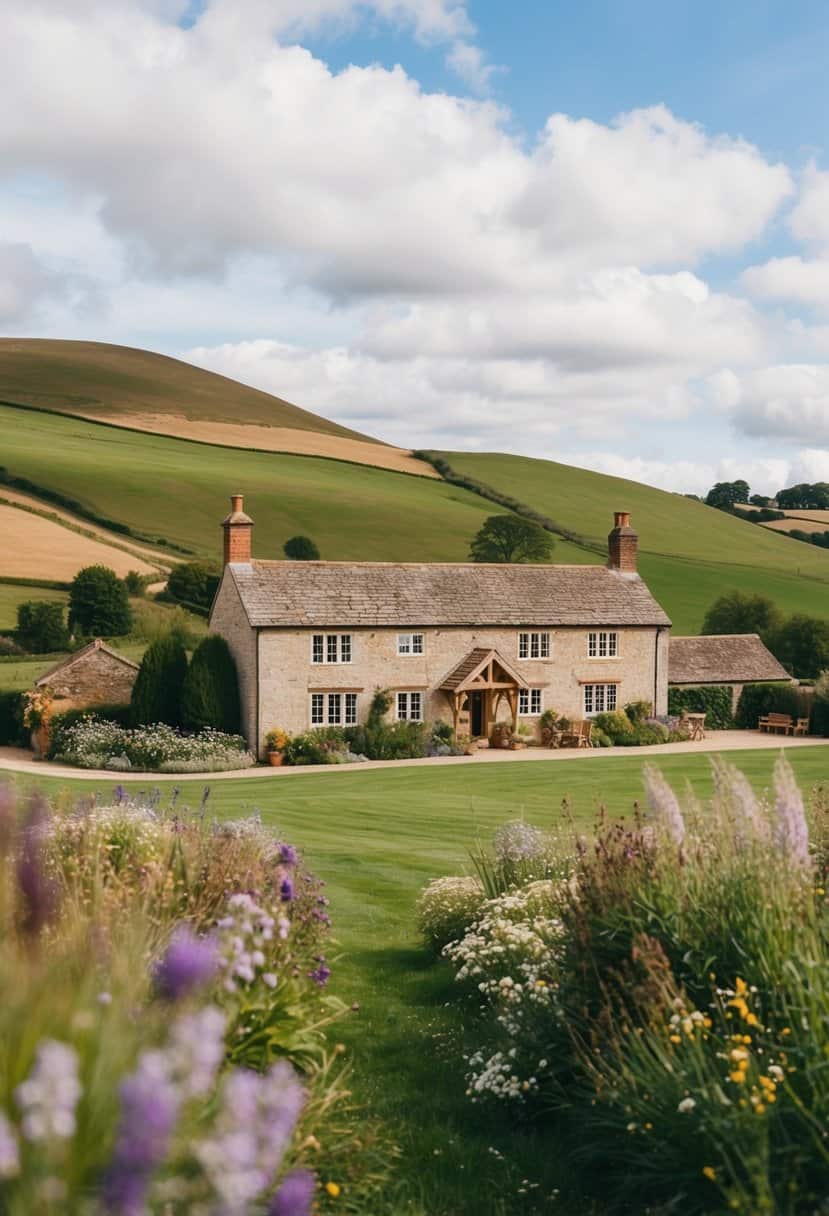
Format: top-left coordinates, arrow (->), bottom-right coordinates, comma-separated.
667,685 -> 734,729
130,633 -> 189,727
180,635 -> 241,734
68,565 -> 132,637
16,600 -> 70,653
734,682 -> 806,730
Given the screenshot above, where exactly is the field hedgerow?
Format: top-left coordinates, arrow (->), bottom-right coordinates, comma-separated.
425,757 -> 829,1214
0,784 -> 393,1213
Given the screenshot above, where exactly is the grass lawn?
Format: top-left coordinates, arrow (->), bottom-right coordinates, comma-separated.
442,451 -> 829,632
11,746 -> 829,1214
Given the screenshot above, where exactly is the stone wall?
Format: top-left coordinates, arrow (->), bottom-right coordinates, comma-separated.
253,622 -> 669,756
46,649 -> 138,709
209,571 -> 258,744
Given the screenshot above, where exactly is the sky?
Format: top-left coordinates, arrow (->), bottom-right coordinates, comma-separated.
3,0 -> 829,497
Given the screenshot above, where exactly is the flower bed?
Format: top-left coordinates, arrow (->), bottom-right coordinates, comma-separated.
0,785 -> 392,1212
50,716 -> 255,771
421,759 -> 829,1212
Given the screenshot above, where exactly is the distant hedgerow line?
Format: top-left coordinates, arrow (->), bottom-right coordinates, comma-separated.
412,451 -> 599,552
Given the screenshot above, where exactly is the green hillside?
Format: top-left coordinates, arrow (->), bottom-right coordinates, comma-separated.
0,403 -> 594,564
0,339 -> 373,442
439,451 -> 829,632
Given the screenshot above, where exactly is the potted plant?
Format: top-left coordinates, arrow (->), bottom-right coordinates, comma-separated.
539,708 -> 559,747
489,721 -> 513,749
265,727 -> 289,766
23,687 -> 53,759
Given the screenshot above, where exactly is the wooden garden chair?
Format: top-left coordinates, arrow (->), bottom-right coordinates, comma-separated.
793,718 -> 810,737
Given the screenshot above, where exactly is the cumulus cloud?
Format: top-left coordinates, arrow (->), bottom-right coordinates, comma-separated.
727,364 -> 829,445
0,242 -> 64,324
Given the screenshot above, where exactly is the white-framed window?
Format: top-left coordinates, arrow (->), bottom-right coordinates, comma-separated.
397,632 -> 425,656
518,688 -> 542,716
518,631 -> 550,660
396,691 -> 423,721
312,634 -> 353,664
583,684 -> 618,716
310,692 -> 357,726
588,631 -> 618,658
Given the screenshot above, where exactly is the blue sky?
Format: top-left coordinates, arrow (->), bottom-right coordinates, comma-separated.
3,0 -> 829,496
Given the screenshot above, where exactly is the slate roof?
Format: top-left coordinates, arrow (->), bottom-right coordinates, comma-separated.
226,561 -> 672,629
440,648 -> 529,692
669,634 -> 792,685
35,639 -> 140,686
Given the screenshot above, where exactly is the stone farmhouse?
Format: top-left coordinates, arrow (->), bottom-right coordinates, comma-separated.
210,496 -> 672,757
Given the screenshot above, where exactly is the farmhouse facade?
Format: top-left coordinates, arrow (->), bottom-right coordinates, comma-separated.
210,496 -> 671,757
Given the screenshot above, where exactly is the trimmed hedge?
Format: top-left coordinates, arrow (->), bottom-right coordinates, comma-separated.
0,691 -> 25,746
734,682 -> 809,730
668,685 -> 734,730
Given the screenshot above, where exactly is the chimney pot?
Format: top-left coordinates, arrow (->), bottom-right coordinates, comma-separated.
222,493 -> 253,565
608,510 -> 638,574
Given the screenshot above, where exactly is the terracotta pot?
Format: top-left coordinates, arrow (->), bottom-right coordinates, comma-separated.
267,751 -> 285,767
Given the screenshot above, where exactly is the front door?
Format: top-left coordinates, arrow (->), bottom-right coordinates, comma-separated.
469,690 -> 486,737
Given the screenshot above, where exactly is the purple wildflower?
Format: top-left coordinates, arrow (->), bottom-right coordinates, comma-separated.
154,926 -> 220,1002
16,794 -> 58,937
643,765 -> 685,846
712,758 -> 768,840
0,1112 -> 20,1179
772,755 -> 810,866
167,1006 -> 227,1098
113,784 -> 127,805
269,1169 -> 316,1216
278,843 -> 298,866
309,957 -> 331,987
280,877 -> 294,903
104,1051 -> 180,1216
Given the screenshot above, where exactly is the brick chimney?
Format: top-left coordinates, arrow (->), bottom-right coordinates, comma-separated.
222,494 -> 253,565
608,511 -> 638,574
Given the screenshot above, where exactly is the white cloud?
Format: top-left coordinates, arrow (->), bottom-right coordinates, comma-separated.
788,163 -> 829,249
0,242 -> 65,324
722,364 -> 829,445
445,40 -> 500,93
741,255 -> 829,307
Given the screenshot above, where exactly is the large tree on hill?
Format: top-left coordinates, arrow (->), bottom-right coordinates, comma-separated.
777,482 -> 829,510
131,633 -> 189,727
283,535 -> 320,561
701,591 -> 781,642
180,635 -> 241,734
69,565 -> 132,637
705,480 -> 750,511
469,515 -> 555,564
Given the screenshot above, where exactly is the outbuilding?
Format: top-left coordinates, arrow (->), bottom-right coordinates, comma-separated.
668,633 -> 794,713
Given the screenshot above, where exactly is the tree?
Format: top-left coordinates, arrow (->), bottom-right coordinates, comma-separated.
701,591 -> 781,642
772,615 -> 829,679
283,536 -> 320,561
749,494 -> 772,507
705,480 -> 750,511
130,633 -> 189,727
167,561 -> 221,612
69,566 -> 132,637
16,601 -> 69,654
777,482 -> 829,510
469,515 -> 555,564
180,635 -> 241,734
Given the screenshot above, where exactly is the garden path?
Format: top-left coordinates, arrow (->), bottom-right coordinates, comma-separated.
0,730 -> 827,781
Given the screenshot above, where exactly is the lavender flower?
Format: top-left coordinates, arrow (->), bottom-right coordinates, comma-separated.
15,1040 -> 82,1142
309,957 -> 331,987
278,843 -> 298,866
154,926 -> 220,1002
643,764 -> 685,845
772,755 -> 810,866
166,1006 -> 227,1099
195,1062 -> 306,1210
16,794 -> 58,937
0,1112 -> 20,1179
103,1050 -> 180,1216
280,878 -> 294,903
217,893 -> 277,992
269,1168 -> 316,1216
712,758 -> 768,840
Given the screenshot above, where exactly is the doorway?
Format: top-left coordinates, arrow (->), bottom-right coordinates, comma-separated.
468,690 -> 487,737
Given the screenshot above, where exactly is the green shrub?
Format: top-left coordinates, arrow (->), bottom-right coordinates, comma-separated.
416,876 -> 486,952
345,720 -> 428,760
283,535 -> 321,560
180,634 -> 241,734
590,727 -> 612,747
130,633 -> 189,727
667,684 -> 734,729
623,700 -> 652,724
0,690 -> 25,745
16,600 -> 70,653
68,565 -> 132,637
166,560 -> 221,612
812,671 -> 829,737
734,681 -> 806,729
284,728 -> 347,766
593,710 -> 634,742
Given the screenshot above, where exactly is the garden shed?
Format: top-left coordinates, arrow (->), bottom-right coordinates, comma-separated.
668,634 -> 794,712
34,639 -> 139,710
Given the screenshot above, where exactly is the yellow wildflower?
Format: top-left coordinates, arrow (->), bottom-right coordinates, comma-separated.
735,977 -> 748,996
326,1182 -> 342,1198
729,1070 -> 746,1084
703,1166 -> 717,1182
755,1103 -> 766,1115
669,1034 -> 682,1044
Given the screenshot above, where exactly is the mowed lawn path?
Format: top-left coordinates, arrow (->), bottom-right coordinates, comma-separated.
14,748 -> 829,1215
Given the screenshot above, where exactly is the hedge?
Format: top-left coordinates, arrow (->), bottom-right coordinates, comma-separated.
0,691 -> 26,746
734,682 -> 808,730
667,685 -> 734,730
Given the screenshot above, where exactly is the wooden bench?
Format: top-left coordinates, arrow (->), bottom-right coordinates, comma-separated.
758,713 -> 794,735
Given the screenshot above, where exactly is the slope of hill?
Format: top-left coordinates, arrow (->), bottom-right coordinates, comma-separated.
0,403 -> 592,565
0,339 -> 436,479
438,451 -> 829,631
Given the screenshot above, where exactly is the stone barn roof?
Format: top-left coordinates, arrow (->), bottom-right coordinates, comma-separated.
669,634 -> 792,686
35,639 -> 139,686
224,561 -> 672,629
